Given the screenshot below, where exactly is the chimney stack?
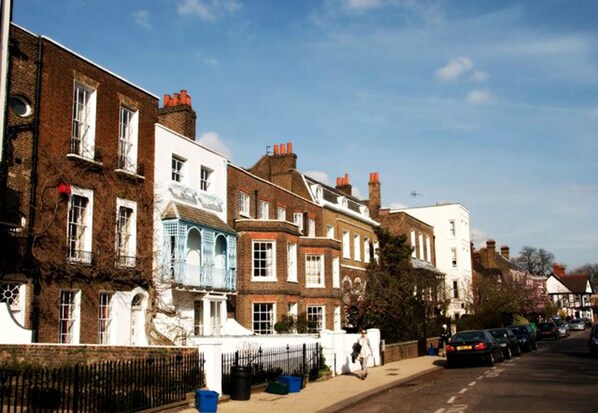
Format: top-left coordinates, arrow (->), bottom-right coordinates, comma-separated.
158,89 -> 197,140
485,239 -> 497,269
500,245 -> 510,260
552,263 -> 566,277
368,172 -> 381,220
336,173 -> 352,196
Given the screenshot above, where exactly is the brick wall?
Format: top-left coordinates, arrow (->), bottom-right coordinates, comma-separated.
0,344 -> 197,368
383,337 -> 439,363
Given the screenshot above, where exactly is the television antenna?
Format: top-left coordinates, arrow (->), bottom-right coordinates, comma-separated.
411,190 -> 422,198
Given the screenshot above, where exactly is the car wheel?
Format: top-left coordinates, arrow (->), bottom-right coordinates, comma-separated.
505,347 -> 512,359
514,345 -> 521,356
487,353 -> 495,366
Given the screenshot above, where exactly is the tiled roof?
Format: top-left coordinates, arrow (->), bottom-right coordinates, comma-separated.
162,202 -> 234,233
556,274 -> 591,294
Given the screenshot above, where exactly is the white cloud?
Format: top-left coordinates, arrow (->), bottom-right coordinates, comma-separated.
132,10 -> 151,29
388,202 -> 409,210
197,132 -> 232,160
470,70 -> 489,82
304,170 -> 332,186
344,0 -> 383,11
435,57 -> 474,81
470,227 -> 490,248
203,57 -> 219,67
177,0 -> 241,21
467,89 -> 492,104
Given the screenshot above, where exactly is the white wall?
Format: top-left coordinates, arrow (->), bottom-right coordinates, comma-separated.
0,302 -> 32,344
399,204 -> 472,319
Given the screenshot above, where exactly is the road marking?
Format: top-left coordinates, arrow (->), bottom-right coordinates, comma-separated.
447,396 -> 456,404
477,375 -> 484,380
459,388 -> 468,394
433,409 -> 446,413
468,381 -> 476,387
447,405 -> 468,413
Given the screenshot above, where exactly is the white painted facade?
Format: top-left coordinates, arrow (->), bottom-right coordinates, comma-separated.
398,203 -> 472,320
153,124 -> 236,344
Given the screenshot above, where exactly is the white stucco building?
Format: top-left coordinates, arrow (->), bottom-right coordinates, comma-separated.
398,203 -> 472,321
153,121 -> 237,344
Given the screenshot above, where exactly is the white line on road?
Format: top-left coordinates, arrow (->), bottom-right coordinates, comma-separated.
468,381 -> 476,387
447,396 -> 456,404
477,375 -> 484,380
433,409 -> 446,413
459,388 -> 468,394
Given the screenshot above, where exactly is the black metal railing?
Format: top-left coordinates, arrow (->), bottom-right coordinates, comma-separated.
0,352 -> 203,412
221,343 -> 321,394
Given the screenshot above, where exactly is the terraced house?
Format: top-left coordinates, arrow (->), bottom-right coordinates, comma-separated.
0,24 -> 157,344
152,91 -> 237,344
232,143 -> 378,332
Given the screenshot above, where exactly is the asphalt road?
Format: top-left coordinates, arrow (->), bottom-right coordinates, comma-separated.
340,330 -> 598,413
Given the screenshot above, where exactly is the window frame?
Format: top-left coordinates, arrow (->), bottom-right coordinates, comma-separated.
353,234 -> 361,261
306,305 -> 325,333
252,240 -> 276,281
200,166 -> 212,192
305,254 -> 325,288
115,198 -> 137,267
252,302 -> 275,335
66,187 -> 94,264
342,230 -> 350,258
171,155 -> 186,183
239,191 -> 250,217
293,213 -> 304,234
277,206 -> 286,221
71,81 -> 96,160
117,105 -> 138,173
287,243 -> 298,283
259,200 -> 270,220
59,290 -> 81,344
98,292 -> 113,344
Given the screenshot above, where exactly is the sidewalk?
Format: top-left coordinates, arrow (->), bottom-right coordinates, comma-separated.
179,355 -> 445,413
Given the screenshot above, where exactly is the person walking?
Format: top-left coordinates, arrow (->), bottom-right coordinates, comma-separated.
438,324 -> 449,357
357,329 -> 373,380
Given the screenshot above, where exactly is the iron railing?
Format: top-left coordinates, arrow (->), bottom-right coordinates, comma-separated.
0,352 -> 203,412
221,343 -> 321,394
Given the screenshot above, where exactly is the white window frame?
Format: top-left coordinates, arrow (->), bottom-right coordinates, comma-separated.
259,200 -> 270,220
426,236 -> 431,262
66,187 -> 94,264
334,305 -> 341,331
171,155 -> 186,183
453,280 -> 459,299
115,198 -> 137,267
293,213 -> 304,234
287,243 -> 297,283
252,240 -> 276,280
71,81 -> 96,159
342,230 -> 350,258
305,254 -> 325,287
194,300 -> 204,336
374,241 -> 380,262
332,256 -> 340,288
200,166 -> 212,192
117,105 -> 138,173
253,302 -> 275,335
451,248 -> 458,267
353,234 -> 361,261
364,238 -> 371,263
418,233 -> 424,260
277,206 -> 286,221
98,292 -> 113,344
410,230 -> 416,258
449,219 -> 456,237
59,290 -> 81,344
239,191 -> 250,217
307,305 -> 325,333
308,218 -> 316,237
288,302 -> 298,318
326,225 -> 335,239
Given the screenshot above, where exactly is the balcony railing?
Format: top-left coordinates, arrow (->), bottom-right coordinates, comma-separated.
116,254 -> 137,268
173,264 -> 236,291
66,249 -> 93,265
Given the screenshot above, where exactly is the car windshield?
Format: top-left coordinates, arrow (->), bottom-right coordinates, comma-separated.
509,326 -> 528,334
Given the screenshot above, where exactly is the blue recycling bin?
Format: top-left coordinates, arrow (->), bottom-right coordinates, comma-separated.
278,375 -> 302,393
195,390 -> 218,412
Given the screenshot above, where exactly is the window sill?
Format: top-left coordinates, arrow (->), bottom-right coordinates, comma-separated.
306,284 -> 325,288
67,153 -> 103,166
251,277 -> 277,282
116,168 -> 145,181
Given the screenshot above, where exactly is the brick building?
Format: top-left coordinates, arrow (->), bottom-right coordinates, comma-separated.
236,142 -> 378,332
0,24 -> 157,344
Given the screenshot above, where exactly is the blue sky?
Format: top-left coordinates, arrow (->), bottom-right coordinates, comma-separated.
12,0 -> 598,269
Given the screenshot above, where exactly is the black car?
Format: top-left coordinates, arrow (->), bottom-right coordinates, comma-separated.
589,324 -> 598,357
507,325 -> 537,352
445,330 -> 504,368
537,321 -> 560,340
486,328 -> 521,359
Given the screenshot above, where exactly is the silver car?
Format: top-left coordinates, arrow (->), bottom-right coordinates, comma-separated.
569,319 -> 586,331
555,320 -> 570,337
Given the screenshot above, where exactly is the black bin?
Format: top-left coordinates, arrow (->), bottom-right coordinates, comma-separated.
229,366 -> 251,400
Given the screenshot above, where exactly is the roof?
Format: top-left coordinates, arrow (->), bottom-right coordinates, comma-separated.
162,202 -> 235,234
556,274 -> 593,294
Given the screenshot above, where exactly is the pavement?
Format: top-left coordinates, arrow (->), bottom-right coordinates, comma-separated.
177,355 -> 445,413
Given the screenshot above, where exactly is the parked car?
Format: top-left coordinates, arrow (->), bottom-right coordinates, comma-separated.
537,322 -> 560,340
507,325 -> 537,352
581,317 -> 593,328
589,325 -> 598,357
569,319 -> 586,331
445,330 -> 504,368
486,328 -> 521,359
555,320 -> 570,337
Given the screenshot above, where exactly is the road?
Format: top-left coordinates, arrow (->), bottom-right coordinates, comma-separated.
340,330 -> 598,413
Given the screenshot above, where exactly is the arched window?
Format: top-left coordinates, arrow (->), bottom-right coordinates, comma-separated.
130,293 -> 144,345
187,228 -> 202,274
214,235 -> 227,273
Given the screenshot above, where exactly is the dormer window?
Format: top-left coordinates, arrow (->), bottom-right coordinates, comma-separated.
338,196 -> 347,209
313,184 -> 323,203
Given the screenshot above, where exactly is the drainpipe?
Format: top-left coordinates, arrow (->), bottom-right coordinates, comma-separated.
26,35 -> 43,342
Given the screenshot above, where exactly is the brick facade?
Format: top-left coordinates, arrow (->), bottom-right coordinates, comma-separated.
227,164 -> 343,332
2,25 -> 158,344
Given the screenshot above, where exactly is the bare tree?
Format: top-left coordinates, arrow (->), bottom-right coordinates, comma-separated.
513,246 -> 555,277
573,263 -> 598,291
